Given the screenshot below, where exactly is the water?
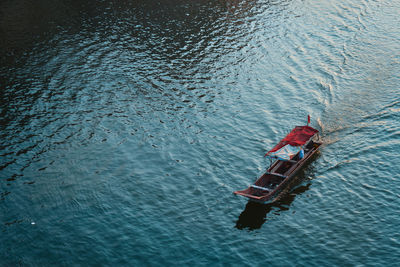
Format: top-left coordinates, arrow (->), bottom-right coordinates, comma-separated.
1,0 -> 399,265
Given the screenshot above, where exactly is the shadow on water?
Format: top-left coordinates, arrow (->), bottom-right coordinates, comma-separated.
236,183 -> 311,230
235,154 -> 319,230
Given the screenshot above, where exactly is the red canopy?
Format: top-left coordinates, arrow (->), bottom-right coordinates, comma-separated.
265,126 -> 319,156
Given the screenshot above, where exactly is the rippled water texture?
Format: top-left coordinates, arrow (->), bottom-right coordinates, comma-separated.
1,0 -> 400,265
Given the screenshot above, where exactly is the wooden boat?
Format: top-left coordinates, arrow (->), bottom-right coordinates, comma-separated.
234,123 -> 322,203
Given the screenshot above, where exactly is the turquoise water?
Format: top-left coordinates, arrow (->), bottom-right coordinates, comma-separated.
1,0 -> 400,265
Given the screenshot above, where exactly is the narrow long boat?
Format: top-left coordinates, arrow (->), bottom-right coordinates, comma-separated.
234,123 -> 322,203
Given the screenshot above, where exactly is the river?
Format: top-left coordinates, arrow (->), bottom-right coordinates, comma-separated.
1,0 -> 399,265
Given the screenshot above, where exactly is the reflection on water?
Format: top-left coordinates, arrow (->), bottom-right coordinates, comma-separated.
236,156 -> 318,230
236,182 -> 311,230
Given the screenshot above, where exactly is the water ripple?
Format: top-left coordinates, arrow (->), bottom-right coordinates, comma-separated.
1,0 -> 400,265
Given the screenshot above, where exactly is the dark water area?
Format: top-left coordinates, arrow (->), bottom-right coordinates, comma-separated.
1,0 -> 400,265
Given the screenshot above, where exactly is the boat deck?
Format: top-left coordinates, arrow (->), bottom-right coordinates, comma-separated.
234,140 -> 321,203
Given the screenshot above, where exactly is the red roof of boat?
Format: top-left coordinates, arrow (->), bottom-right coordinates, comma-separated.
265,126 -> 319,156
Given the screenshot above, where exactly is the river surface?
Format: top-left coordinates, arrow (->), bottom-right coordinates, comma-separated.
1,0 -> 400,265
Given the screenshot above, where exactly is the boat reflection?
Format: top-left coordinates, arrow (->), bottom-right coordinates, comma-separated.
235,182 -> 311,230
235,159 -> 318,230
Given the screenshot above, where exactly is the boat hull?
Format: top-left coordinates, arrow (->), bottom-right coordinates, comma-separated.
234,140 -> 322,204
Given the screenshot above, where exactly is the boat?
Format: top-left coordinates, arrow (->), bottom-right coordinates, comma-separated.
234,118 -> 322,203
